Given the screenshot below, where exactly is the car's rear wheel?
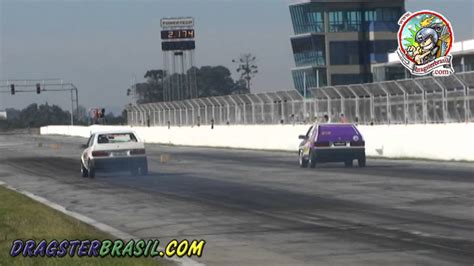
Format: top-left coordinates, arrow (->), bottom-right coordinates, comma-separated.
298,150 -> 308,168
131,160 -> 148,176
308,150 -> 317,168
81,161 -> 88,177
344,160 -> 353,167
140,161 -> 148,176
358,156 -> 366,167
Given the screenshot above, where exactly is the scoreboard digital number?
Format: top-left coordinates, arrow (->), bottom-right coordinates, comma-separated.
161,29 -> 195,40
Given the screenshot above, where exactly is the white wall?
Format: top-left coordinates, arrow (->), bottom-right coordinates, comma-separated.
40,125 -> 131,138
40,123 -> 474,161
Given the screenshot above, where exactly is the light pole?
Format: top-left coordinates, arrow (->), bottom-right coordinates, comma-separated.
316,68 -> 320,88
303,72 -> 307,121
232,53 -> 258,93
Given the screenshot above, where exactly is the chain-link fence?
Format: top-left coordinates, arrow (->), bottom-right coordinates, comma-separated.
126,71 -> 474,126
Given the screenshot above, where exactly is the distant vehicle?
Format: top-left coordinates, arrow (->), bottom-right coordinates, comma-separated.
298,123 -> 366,168
80,130 -> 148,177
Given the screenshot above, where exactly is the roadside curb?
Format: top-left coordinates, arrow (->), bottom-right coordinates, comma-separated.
0,182 -> 204,266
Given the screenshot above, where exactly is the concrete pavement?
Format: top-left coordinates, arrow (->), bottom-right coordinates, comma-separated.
0,134 -> 473,265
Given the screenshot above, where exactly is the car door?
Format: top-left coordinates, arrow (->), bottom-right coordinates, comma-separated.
301,125 -> 315,157
82,134 -> 94,167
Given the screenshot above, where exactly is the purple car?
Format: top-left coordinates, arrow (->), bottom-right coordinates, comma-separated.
298,123 -> 366,168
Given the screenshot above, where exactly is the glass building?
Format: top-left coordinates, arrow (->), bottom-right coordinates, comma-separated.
371,39 -> 474,82
289,0 -> 405,94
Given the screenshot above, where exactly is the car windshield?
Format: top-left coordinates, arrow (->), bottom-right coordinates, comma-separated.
97,133 -> 137,144
317,125 -> 359,142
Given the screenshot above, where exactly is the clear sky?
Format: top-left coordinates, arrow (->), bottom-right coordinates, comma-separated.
1,0 -> 473,113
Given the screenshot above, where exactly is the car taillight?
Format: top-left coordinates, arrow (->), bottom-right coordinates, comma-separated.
314,141 -> 330,147
350,141 -> 365,147
92,150 -> 109,157
130,149 -> 146,155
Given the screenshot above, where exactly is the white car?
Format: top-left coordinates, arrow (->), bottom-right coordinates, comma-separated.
80,130 -> 148,178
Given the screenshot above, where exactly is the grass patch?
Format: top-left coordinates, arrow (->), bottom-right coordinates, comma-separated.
0,186 -> 160,265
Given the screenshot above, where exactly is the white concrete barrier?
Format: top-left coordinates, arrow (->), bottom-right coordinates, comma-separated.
40,123 -> 474,161
40,125 -> 131,138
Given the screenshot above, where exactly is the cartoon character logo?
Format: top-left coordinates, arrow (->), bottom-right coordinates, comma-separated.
397,10 -> 454,76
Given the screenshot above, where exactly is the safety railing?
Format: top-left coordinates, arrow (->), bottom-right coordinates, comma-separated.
126,71 -> 474,126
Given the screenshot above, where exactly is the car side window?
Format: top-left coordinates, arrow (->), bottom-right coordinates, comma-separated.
305,126 -> 313,138
130,133 -> 138,142
87,134 -> 95,147
312,125 -> 319,140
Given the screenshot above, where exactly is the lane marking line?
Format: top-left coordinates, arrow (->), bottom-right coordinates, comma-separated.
1,182 -> 204,266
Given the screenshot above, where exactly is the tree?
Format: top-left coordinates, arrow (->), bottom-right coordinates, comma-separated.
104,112 -> 125,125
232,53 -> 258,92
231,79 -> 250,95
126,70 -> 166,104
5,108 -> 20,120
77,105 -> 88,123
196,66 -> 235,97
144,70 -> 165,82
0,103 -> 74,129
128,66 -> 247,104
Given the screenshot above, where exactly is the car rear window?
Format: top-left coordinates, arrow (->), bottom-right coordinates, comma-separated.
97,133 -> 138,144
317,125 -> 360,142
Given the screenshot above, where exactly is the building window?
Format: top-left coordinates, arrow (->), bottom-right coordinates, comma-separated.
365,8 -> 401,22
364,7 -> 401,32
290,4 -> 324,34
329,10 -> 361,32
378,8 -> 401,22
385,66 -> 408,81
373,65 -> 408,82
331,74 -> 370,86
369,40 -> 398,63
365,10 -> 376,22
463,55 -> 474,72
291,35 -> 326,67
330,41 -> 361,65
292,68 -> 327,94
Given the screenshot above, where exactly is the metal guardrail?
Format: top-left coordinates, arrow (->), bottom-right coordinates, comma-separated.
126,71 -> 474,126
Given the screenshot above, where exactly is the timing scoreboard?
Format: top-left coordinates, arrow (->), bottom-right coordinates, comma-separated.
160,17 -> 195,51
160,17 -> 198,101
161,29 -> 195,40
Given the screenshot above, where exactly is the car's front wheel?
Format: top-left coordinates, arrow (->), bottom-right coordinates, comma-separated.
308,149 -> 317,168
88,160 -> 96,178
298,150 -> 308,168
358,156 -> 366,167
81,161 -> 88,177
344,160 -> 353,167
